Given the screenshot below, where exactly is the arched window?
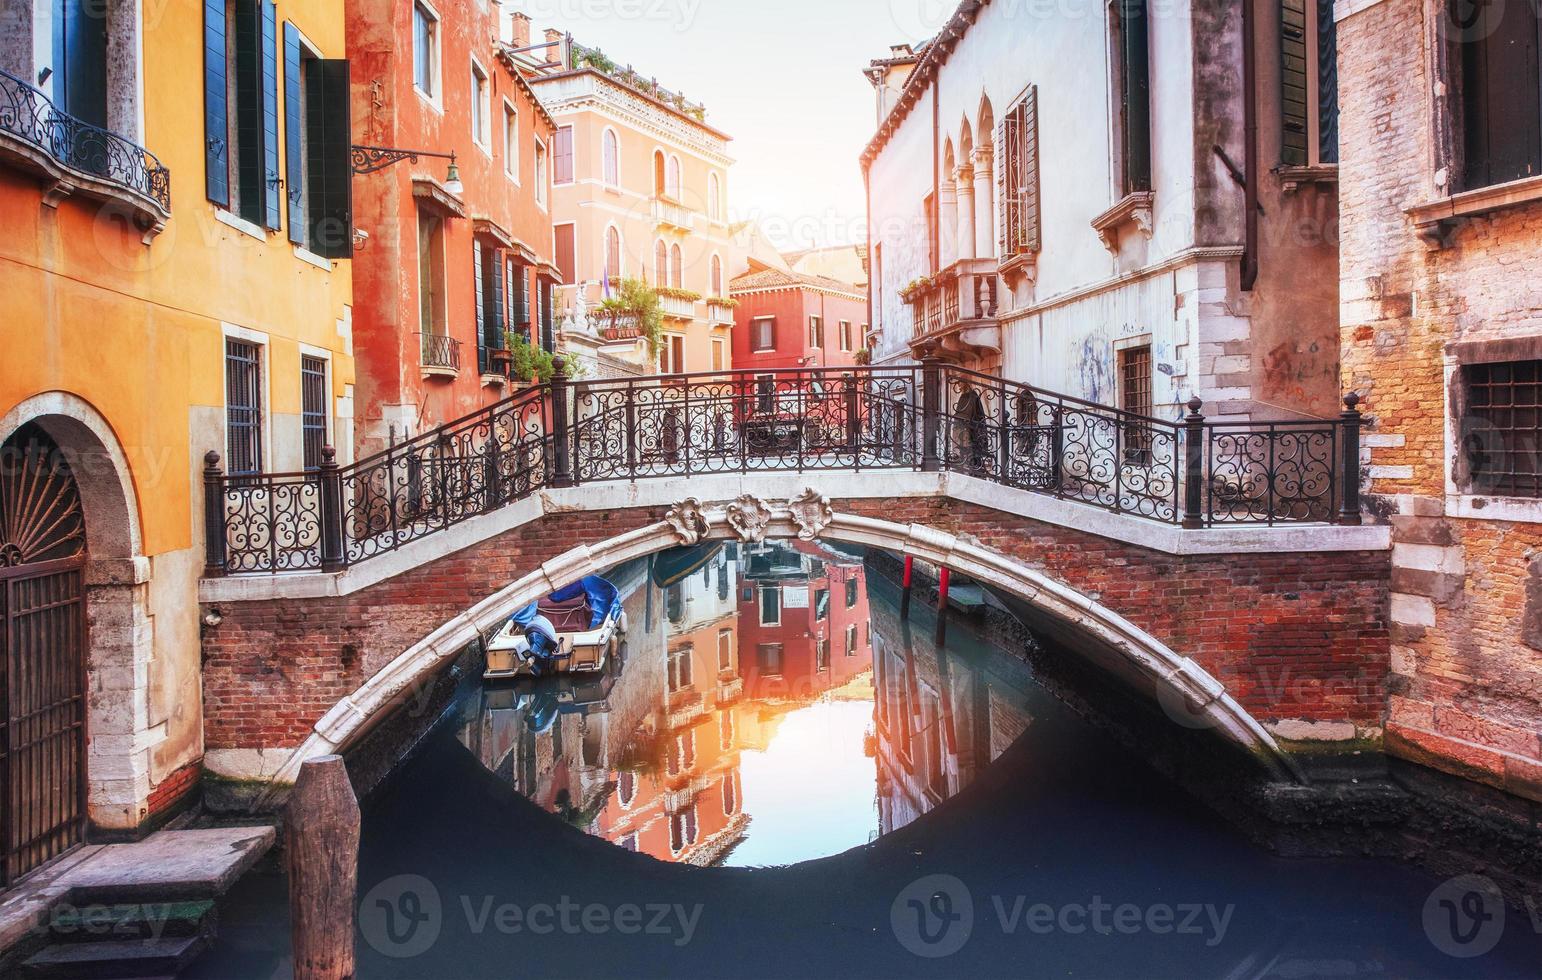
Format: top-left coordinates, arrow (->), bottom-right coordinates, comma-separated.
654,239 -> 668,285
653,149 -> 666,196
666,154 -> 681,199
708,173 -> 721,221
602,129 -> 620,187
605,226 -> 621,280
670,243 -> 683,288
710,254 -> 723,295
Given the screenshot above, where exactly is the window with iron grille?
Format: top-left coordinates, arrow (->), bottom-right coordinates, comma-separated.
225,338 -> 263,475
301,355 -> 327,471
999,85 -> 1041,257
1118,344 -> 1153,463
1461,360 -> 1542,498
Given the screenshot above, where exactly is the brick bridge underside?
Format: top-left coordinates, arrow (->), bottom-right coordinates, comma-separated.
198,472 -> 1392,802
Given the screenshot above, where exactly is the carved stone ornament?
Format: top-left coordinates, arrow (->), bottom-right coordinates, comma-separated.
724,494 -> 773,544
788,488 -> 834,541
665,497 -> 711,545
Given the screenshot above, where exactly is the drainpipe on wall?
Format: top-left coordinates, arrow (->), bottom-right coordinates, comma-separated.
1241,0 -> 1260,292
864,165 -> 874,351
932,81 -> 941,275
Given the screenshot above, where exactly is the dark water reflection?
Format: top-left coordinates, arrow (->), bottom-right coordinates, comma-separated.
187,544 -> 1542,979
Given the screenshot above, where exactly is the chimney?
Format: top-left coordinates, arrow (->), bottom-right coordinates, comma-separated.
545,28 -> 567,69
509,11 -> 530,49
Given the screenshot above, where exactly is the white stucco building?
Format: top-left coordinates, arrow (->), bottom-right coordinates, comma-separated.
863,0 -> 1344,423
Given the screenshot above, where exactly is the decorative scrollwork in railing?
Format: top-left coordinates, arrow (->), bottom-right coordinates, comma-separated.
0,67 -> 170,212
204,364 -> 1363,575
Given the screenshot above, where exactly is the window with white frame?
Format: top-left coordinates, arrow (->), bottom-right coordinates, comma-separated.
711,338 -> 726,371
470,60 -> 490,147
602,128 -> 620,186
605,226 -> 622,279
659,334 -> 685,374
839,320 -> 853,352
502,101 -> 518,179
225,337 -> 265,475
666,154 -> 681,199
669,243 -> 683,288
752,317 -> 775,352
553,125 -> 574,185
412,2 -> 439,100
710,254 -> 723,296
533,137 -> 547,208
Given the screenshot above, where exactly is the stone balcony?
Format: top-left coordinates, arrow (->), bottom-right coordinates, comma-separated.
707,302 -> 736,326
652,196 -> 695,232
659,292 -> 698,320
903,258 -> 1001,360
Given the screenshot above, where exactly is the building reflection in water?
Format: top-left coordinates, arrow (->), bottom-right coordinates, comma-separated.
456,543 -> 1032,866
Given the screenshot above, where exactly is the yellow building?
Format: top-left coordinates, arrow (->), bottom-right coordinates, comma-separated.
511,20 -> 737,376
0,0 -> 355,870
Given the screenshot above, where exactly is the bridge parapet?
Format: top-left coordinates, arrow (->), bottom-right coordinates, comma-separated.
201,363 -> 1368,577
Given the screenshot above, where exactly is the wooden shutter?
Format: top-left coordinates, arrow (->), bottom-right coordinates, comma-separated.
204,0 -> 230,207
1022,86 -> 1041,253
996,116 -> 1009,257
1316,0 -> 1338,163
1461,2 -> 1542,190
1281,0 -> 1309,166
489,254 -> 505,348
308,59 -> 353,258
474,240 -> 486,350
555,226 -> 576,285
283,22 -> 304,245
1119,0 -> 1152,193
261,0 -> 281,229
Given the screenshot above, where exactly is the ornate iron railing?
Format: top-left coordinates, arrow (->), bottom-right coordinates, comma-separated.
204,363 -> 1363,575
0,67 -> 170,212
420,333 -> 462,372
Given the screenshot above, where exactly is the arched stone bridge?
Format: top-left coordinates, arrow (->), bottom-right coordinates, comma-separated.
199,468 -> 1391,803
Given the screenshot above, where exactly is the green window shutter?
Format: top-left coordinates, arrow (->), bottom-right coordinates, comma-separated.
283,22 -> 304,245
1022,85 -> 1041,253
1316,0 -> 1338,163
204,0 -> 229,207
487,252 -> 505,349
261,0 -> 281,229
995,116 -> 1008,257
474,241 -> 486,347
307,59 -> 354,258
1281,0 -> 1309,166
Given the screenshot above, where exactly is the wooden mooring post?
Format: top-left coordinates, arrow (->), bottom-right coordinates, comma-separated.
934,567 -> 951,647
287,755 -> 361,980
900,555 -> 914,619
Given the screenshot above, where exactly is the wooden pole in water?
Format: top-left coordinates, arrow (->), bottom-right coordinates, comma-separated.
934,567 -> 951,647
900,555 -> 914,619
287,755 -> 361,980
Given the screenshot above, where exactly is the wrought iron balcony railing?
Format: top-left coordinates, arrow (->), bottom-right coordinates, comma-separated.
0,67 -> 170,215
203,363 -> 1364,575
420,333 -> 462,372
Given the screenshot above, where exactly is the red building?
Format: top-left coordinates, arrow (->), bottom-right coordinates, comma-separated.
348,0 -> 559,454
730,267 -> 869,372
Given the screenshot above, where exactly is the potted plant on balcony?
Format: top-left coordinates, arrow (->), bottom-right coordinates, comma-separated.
595,277 -> 664,357
854,348 -> 872,366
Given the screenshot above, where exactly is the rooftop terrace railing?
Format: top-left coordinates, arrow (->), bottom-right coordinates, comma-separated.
203,362 -> 1364,576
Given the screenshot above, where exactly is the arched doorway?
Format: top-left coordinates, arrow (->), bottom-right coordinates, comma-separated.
0,422 -> 88,885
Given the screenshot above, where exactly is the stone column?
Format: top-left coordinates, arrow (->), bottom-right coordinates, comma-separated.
973,146 -> 996,259
938,180 -> 958,270
955,164 -> 977,261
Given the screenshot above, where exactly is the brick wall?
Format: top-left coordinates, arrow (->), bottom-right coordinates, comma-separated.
202,499 -> 1388,755
1339,0 -> 1542,801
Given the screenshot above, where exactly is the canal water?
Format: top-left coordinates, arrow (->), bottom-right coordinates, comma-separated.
188,542 -> 1542,979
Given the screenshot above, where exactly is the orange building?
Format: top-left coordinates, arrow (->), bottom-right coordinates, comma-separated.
347,0 -> 558,455
0,0 -> 356,869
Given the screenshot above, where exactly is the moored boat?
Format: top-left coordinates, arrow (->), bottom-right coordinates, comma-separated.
485,576 -> 626,680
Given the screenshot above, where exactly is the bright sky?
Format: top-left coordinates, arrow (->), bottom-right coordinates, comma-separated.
522,0 -> 951,250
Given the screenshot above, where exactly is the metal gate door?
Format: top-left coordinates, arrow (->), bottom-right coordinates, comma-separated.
1,423 -> 88,886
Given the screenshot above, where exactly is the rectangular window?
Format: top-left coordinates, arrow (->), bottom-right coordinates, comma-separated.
660,335 -> 685,374
814,588 -> 829,622
839,320 -> 853,352
1118,344 -> 1153,462
301,355 -> 327,470
412,2 -> 437,98
759,586 -> 781,626
290,38 -> 352,257
1457,2 -> 1542,190
815,638 -> 829,672
539,280 -> 555,353
534,138 -> 548,208
1280,0 -> 1339,166
474,240 -> 504,372
553,125 -> 575,185
717,630 -> 733,671
808,315 -> 824,349
223,0 -> 274,226
846,576 -> 858,608
752,317 -> 775,352
924,192 -> 937,273
846,624 -> 857,657
418,209 -> 447,337
503,102 -> 518,179
554,224 -> 577,285
1000,86 -> 1041,256
470,60 -> 489,146
225,338 -> 264,475
1111,0 -> 1152,196
757,643 -> 783,676
1460,359 -> 1542,498
712,338 -> 727,371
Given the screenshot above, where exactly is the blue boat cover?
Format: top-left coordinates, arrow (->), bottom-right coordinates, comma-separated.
509,576 -> 622,632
